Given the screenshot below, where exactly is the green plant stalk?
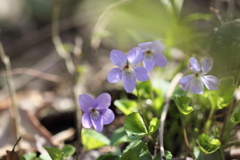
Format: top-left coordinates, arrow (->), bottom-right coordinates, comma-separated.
148,79 -> 155,107
136,83 -> 143,114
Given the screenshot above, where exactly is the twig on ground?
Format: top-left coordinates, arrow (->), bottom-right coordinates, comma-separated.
0,67 -> 60,82
0,42 -> 21,151
159,73 -> 183,160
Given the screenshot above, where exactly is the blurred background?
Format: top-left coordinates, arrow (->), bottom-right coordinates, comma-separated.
0,0 -> 240,159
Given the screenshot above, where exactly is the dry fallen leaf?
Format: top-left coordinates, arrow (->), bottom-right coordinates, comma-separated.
6,150 -> 19,160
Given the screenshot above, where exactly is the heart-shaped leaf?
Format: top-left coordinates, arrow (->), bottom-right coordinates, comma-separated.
61,145 -> 75,159
124,112 -> 148,140
82,128 -> 110,150
172,95 -> 194,115
123,140 -> 152,160
114,100 -> 137,115
110,127 -> 131,146
43,147 -> 63,160
124,113 -> 159,140
196,133 -> 221,154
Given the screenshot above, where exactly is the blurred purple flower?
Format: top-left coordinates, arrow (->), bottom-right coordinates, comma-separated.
138,40 -> 167,71
107,47 -> 150,93
78,93 -> 114,132
179,57 -> 220,94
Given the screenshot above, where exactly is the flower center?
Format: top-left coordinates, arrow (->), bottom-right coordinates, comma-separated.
125,65 -> 130,69
146,50 -> 151,54
90,109 -> 100,120
195,73 -> 199,77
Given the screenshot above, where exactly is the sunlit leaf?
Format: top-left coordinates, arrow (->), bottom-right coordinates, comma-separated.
196,133 -> 221,154
148,117 -> 160,134
172,95 -> 194,115
61,145 -> 75,159
114,100 -> 137,115
23,153 -> 36,160
43,147 -> 63,160
110,127 -> 131,146
124,112 -> 148,140
231,103 -> 240,123
123,140 -> 152,160
82,128 -> 110,150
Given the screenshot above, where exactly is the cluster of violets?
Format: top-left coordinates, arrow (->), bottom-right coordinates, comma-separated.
78,40 -> 220,132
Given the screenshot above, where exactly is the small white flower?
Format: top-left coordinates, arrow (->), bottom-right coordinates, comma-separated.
179,57 -> 220,94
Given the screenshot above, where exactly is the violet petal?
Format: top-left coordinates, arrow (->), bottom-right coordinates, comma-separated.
82,112 -> 92,128
95,93 -> 111,110
155,53 -> 167,68
108,68 -> 122,83
127,47 -> 143,65
91,115 -> 104,132
110,50 -> 127,67
78,94 -> 95,112
102,109 -> 115,125
134,66 -> 150,81
189,57 -> 201,73
189,76 -> 204,94
201,58 -> 213,74
201,75 -> 220,90
179,74 -> 194,91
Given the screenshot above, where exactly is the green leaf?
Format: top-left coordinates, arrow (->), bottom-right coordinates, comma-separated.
23,153 -> 36,160
61,145 -> 75,159
114,100 -> 137,115
110,127 -> 131,146
153,150 -> 172,160
120,149 -> 138,160
164,150 -> 173,160
123,140 -> 152,160
19,156 -> 27,160
172,95 -> 194,115
231,103 -> 240,123
82,128 -> 110,150
39,154 -> 51,160
43,146 -> 64,160
97,154 -> 119,160
196,133 -> 221,154
148,118 -> 160,134
210,77 -> 235,109
124,112 -> 148,140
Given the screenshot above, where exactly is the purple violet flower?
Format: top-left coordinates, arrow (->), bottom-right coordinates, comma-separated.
138,40 -> 168,71
107,47 -> 150,93
179,57 -> 220,94
78,93 -> 114,132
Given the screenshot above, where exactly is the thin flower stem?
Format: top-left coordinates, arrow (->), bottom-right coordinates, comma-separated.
0,42 -> 21,151
148,79 -> 155,107
180,114 -> 194,157
159,73 -> 183,160
136,83 -> 143,114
